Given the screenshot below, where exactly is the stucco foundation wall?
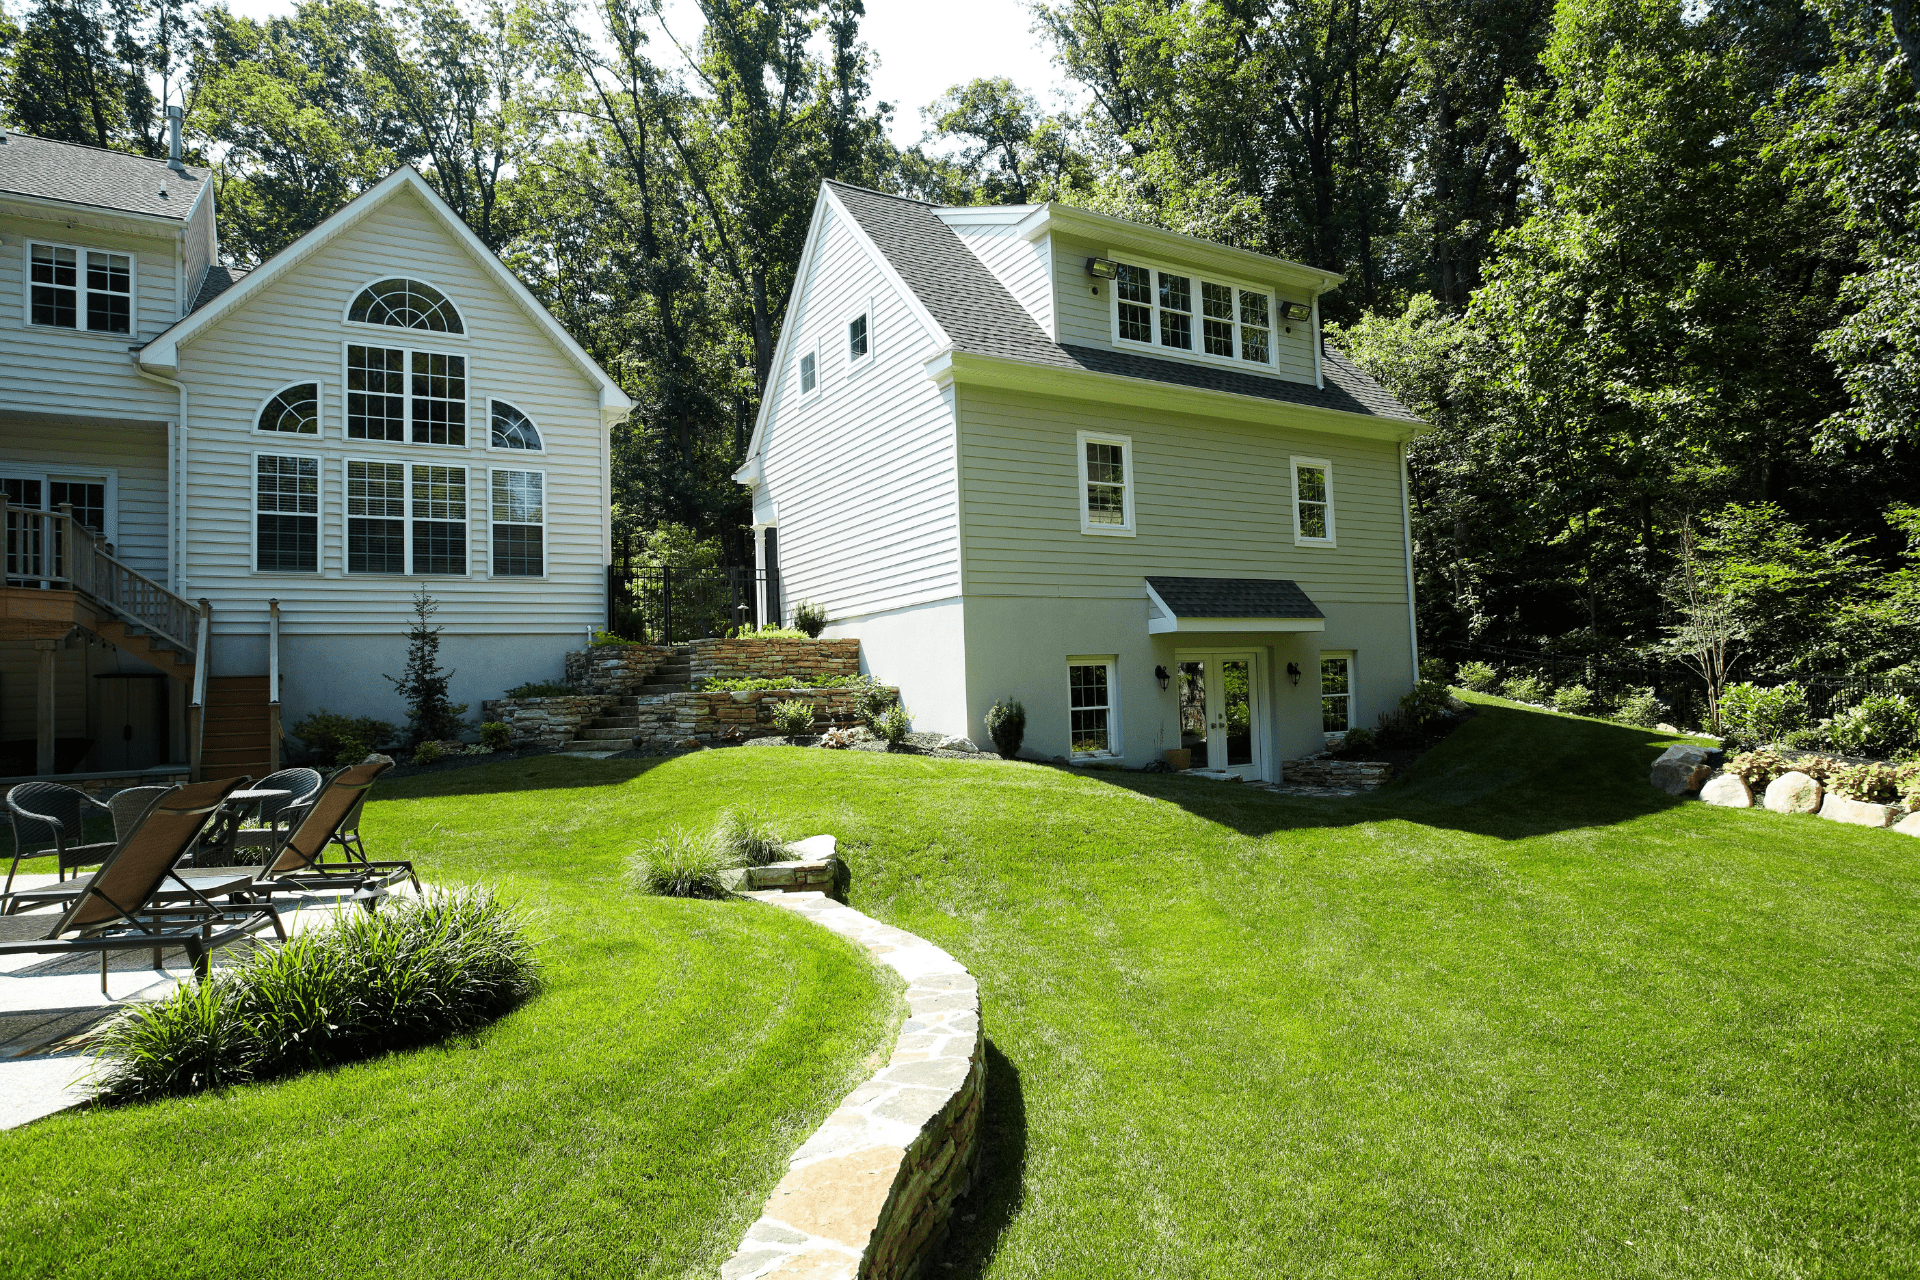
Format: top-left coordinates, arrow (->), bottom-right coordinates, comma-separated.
819,597 -> 968,739
243,631 -> 579,731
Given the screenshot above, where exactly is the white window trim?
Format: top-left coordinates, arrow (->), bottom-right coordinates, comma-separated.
406,460 -> 473,578
251,449 -> 322,576
1104,250 -> 1277,371
252,379 -> 325,439
1076,429 -> 1136,537
1320,650 -> 1356,738
487,466 -> 548,581
484,398 -> 547,454
340,341 -> 472,450
1291,455 -> 1336,547
23,239 -> 138,338
8,468 -> 123,547
342,457 -> 409,576
798,337 -> 822,402
845,298 -> 874,376
1066,654 -> 1122,759
340,274 -> 468,340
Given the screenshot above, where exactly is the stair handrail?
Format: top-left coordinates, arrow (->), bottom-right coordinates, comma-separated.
267,598 -> 282,772
189,598 -> 211,782
1,501 -> 199,652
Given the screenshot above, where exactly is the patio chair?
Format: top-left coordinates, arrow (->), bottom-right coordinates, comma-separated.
0,778 -> 285,995
246,759 -> 419,896
5,782 -> 116,900
232,768 -> 324,856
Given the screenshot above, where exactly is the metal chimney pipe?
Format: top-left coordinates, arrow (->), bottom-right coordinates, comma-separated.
166,104 -> 184,172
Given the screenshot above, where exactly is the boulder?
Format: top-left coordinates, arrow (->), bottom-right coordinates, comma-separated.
1699,773 -> 1753,808
1650,744 -> 1712,795
938,736 -> 982,754
1763,771 -> 1823,814
1893,811 -> 1920,838
1818,794 -> 1896,828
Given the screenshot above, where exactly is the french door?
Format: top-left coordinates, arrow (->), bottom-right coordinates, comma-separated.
1176,650 -> 1266,780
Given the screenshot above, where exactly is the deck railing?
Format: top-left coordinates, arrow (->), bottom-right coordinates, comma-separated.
3,501 -> 199,652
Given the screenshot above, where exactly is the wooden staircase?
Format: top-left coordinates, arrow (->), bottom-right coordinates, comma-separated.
199,677 -> 274,781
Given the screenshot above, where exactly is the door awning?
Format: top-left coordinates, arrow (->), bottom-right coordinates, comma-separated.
1144,576 -> 1327,635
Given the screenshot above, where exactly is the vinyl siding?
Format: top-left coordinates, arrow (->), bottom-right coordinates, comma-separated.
0,212 -> 181,423
1050,231 -> 1320,386
957,383 -> 1409,608
175,184 -> 607,639
185,192 -> 215,309
941,215 -> 1053,336
756,197 -> 959,619
0,415 -> 169,581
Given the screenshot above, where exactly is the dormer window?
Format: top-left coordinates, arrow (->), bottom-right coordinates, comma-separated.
29,242 -> 132,334
348,278 -> 464,333
1110,259 -> 1276,368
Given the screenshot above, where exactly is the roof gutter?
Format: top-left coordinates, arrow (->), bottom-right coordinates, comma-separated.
0,188 -> 199,227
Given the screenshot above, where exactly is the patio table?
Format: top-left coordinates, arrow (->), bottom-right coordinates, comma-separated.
190,789 -> 291,868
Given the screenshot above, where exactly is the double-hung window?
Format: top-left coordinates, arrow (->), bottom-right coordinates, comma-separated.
846,304 -> 872,373
1068,657 -> 1120,757
1110,259 -> 1276,369
1321,653 -> 1354,733
411,351 -> 466,445
411,465 -> 467,575
29,243 -> 132,333
345,344 -> 463,443
346,460 -> 406,573
799,340 -> 820,398
347,345 -> 406,441
1077,431 -> 1135,536
255,454 -> 319,573
1292,457 -> 1334,545
491,469 -> 544,577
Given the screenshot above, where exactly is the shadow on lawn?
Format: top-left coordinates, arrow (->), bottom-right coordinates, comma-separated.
935,1039 -> 1027,1276
376,753 -> 673,801
1077,700 -> 1698,842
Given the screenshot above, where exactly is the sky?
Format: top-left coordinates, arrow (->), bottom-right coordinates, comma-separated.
211,0 -> 1078,149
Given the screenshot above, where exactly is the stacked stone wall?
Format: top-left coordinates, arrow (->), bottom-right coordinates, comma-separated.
479,694 -> 617,749
685,637 -> 860,683
1282,757 -> 1393,790
630,686 -> 880,750
563,645 -> 676,695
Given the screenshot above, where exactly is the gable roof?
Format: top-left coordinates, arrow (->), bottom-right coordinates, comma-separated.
136,167 -> 631,417
191,264 -> 249,311
0,131 -> 210,221
823,181 -> 1419,426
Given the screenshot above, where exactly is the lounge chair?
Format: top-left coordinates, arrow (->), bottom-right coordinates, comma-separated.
241,759 -> 420,896
0,778 -> 285,994
5,782 -> 116,900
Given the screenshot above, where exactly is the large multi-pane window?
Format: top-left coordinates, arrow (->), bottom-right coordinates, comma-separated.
410,465 -> 467,575
348,278 -> 464,332
1110,260 -> 1276,368
491,469 -> 544,577
1068,658 -> 1119,757
1077,431 -> 1134,536
346,345 -> 464,443
346,460 -> 406,573
29,243 -> 132,334
255,455 -> 319,572
347,345 -> 406,441
411,351 -> 466,445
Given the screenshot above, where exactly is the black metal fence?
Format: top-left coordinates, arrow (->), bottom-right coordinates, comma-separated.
606,566 -> 782,644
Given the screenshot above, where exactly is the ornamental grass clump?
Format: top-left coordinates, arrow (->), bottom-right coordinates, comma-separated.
93,888 -> 539,1103
627,828 -> 734,899
714,807 -> 787,867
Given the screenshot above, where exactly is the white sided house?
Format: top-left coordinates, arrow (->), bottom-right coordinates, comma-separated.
0,128 -> 629,781
738,182 -> 1426,779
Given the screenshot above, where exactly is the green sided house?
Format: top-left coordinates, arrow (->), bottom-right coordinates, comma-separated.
734,181 -> 1427,779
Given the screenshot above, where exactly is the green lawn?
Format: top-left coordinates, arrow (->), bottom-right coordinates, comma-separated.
0,759 -> 904,1279
6,699 -> 1916,1277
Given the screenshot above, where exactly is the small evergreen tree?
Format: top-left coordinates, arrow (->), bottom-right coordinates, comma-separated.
386,588 -> 467,744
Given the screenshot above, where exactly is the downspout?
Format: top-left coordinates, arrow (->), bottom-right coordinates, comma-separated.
135,367 -> 188,593
1310,284 -> 1325,390
1399,439 -> 1420,686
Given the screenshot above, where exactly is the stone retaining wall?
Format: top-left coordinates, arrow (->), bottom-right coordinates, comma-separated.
1282,757 -> 1393,789
722,886 -> 983,1280
478,694 -> 617,749
687,637 -> 861,683
633,687 -> 879,750
564,645 -> 676,695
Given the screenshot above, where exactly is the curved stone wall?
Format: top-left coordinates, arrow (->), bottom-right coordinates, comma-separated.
722,887 -> 983,1280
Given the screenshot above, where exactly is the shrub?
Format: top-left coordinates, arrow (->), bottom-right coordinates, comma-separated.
626,828 -> 733,899
412,740 -> 445,766
701,674 -> 863,693
1457,661 -> 1500,692
852,678 -> 897,721
790,599 -> 829,638
714,808 -> 787,867
1896,761 -> 1920,807
1373,708 -> 1422,749
463,744 -> 492,756
1829,762 -> 1900,804
290,709 -> 397,767
1613,687 -> 1668,728
1796,754 -> 1839,783
505,681 -> 574,699
1727,748 -> 1793,790
875,701 -> 913,747
1501,673 -> 1550,704
1718,682 -> 1811,747
93,888 -> 539,1102
1553,684 -> 1597,717
737,625 -> 811,640
1420,656 -> 1454,686
385,588 -> 469,744
1400,678 -> 1454,726
479,721 -> 512,751
589,628 -> 636,647
769,699 -> 817,736
819,726 -> 859,749
1825,694 -> 1920,756
984,698 -> 1026,758
1333,725 -> 1378,756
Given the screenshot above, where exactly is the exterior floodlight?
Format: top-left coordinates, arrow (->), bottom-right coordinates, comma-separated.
1281,300 -> 1313,322
1086,257 -> 1120,280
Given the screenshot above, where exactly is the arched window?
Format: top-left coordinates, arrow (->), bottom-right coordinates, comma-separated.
258,383 -> 320,435
348,278 -> 464,333
491,401 -> 542,450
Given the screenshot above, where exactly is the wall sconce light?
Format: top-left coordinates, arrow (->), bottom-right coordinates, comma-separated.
1155,665 -> 1170,691
1086,257 -> 1119,280
1287,661 -> 1302,686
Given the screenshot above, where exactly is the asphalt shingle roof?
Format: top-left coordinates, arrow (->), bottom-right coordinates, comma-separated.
191,264 -> 249,311
1146,576 -> 1326,620
825,181 -> 1419,424
0,131 -> 210,220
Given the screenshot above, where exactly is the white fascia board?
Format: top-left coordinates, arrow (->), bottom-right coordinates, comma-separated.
1147,615 -> 1328,635
135,167 -> 632,416
937,350 -> 1429,442
740,185 -> 833,471
1023,204 -> 1343,294
931,203 -> 1044,229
